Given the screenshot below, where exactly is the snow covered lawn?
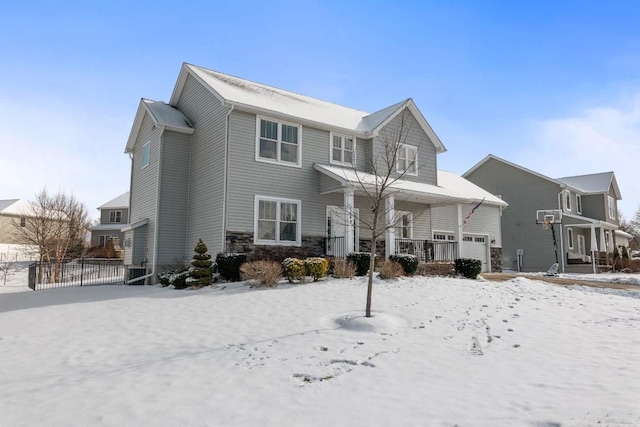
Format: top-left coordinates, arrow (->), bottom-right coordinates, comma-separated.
1,270 -> 639,426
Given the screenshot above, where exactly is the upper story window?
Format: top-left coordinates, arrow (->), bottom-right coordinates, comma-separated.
564,191 -> 571,212
396,211 -> 413,239
254,196 -> 301,246
396,144 -> 417,176
576,195 -> 582,215
20,217 -> 26,227
109,210 -> 122,224
141,141 -> 150,168
330,134 -> 355,166
608,196 -> 616,220
256,117 -> 301,167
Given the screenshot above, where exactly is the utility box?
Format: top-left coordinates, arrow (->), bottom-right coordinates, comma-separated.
128,267 -> 147,285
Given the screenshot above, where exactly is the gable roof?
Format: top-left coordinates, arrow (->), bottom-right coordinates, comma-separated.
0,199 -> 33,216
98,192 -> 130,210
464,155 -> 623,199
125,99 -> 194,153
556,172 -> 621,199
314,164 -> 506,207
170,63 -> 445,152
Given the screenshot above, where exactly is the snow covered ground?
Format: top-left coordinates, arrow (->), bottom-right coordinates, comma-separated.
1,263 -> 639,426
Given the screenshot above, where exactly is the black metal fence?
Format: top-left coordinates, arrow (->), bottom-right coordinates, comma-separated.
28,258 -> 125,290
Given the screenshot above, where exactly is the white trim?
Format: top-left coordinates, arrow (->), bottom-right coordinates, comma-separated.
567,228 -> 574,249
254,195 -> 302,246
396,144 -> 418,176
329,132 -> 356,166
255,116 -> 302,168
396,210 -> 413,239
109,210 -> 123,224
564,191 -> 571,212
607,195 -> 616,220
576,194 -> 582,215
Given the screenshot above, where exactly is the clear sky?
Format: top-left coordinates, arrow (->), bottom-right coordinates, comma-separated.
1,1 -> 638,221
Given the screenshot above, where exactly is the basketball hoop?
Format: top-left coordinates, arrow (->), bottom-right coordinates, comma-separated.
542,218 -> 552,230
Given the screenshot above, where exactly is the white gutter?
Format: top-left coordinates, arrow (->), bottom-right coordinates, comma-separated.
221,103 -> 235,252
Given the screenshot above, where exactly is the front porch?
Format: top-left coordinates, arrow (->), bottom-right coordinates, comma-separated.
325,236 -> 458,263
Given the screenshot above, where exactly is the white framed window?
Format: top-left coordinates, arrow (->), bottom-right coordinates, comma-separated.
330,134 -> 355,166
109,210 -> 122,223
396,211 -> 413,239
254,196 -> 301,246
608,196 -> 616,220
576,194 -> 582,215
396,144 -> 418,176
256,117 -> 302,167
564,191 -> 571,212
433,232 -> 455,241
141,141 -> 150,168
567,228 -> 574,249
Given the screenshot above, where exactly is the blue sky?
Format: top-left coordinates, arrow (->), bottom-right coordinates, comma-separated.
1,1 -> 638,220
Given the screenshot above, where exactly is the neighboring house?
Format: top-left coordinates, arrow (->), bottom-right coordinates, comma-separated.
463,154 -> 630,273
89,192 -> 130,253
123,63 -> 507,283
0,199 -> 39,260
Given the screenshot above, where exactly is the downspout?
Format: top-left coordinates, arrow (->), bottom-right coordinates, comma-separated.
221,103 -> 235,252
557,191 -> 565,273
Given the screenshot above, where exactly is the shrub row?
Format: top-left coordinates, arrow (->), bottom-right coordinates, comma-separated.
282,257 -> 329,283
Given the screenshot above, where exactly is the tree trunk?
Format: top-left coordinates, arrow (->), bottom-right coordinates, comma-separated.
366,215 -> 379,318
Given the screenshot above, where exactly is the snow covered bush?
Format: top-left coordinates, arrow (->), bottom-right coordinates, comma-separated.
304,257 -> 329,282
417,262 -> 456,277
389,254 -> 418,276
377,260 -> 403,280
215,253 -> 247,282
157,268 -> 190,289
282,258 -> 305,283
331,258 -> 356,279
454,258 -> 482,279
189,239 -> 213,288
240,260 -> 281,287
346,252 -> 373,276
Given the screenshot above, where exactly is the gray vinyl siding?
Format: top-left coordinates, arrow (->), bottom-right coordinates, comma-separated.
156,130 -> 191,265
175,74 -> 228,254
465,158 -> 562,271
356,138 -> 371,172
607,187 -> 619,225
226,110 -> 332,237
372,110 -> 438,186
581,194 -> 604,221
128,112 -> 162,268
430,204 -> 502,247
320,174 -> 343,194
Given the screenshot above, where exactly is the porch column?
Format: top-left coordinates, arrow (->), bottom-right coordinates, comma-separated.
385,194 -> 395,260
455,204 -> 464,258
590,225 -> 597,274
599,227 -> 607,252
344,188 -> 355,254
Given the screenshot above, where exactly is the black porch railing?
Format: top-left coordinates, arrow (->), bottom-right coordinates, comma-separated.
27,258 -> 125,291
324,236 -> 346,258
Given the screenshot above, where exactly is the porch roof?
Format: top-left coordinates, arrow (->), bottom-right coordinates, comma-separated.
314,164 -> 507,207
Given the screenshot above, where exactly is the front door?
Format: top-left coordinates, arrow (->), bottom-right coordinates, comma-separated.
577,234 -> 586,255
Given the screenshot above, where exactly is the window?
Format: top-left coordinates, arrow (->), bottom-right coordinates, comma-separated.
256,117 -> 301,167
564,191 -> 571,212
141,141 -> 150,168
396,212 -> 413,239
608,196 -> 616,220
254,196 -> 301,245
396,144 -> 418,175
567,228 -> 574,249
109,210 -> 122,223
576,195 -> 582,214
20,217 -> 26,227
330,134 -> 355,166
99,235 -> 108,247
433,232 -> 455,241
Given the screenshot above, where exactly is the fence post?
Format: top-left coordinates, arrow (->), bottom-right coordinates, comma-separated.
80,257 -> 84,287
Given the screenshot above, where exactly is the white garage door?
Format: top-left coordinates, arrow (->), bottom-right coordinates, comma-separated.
463,235 -> 489,272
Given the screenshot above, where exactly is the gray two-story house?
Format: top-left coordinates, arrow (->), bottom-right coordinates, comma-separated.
122,63 -> 507,283
89,192 -> 129,254
464,155 -> 630,273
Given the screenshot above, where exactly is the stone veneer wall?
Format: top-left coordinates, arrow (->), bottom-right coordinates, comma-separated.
225,231 -> 325,262
490,247 -> 503,272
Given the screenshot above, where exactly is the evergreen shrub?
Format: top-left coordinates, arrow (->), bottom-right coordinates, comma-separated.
454,258 -> 482,279
215,253 -> 247,282
389,254 -> 418,275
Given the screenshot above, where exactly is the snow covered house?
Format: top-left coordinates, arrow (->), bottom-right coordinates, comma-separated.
0,199 -> 39,260
88,192 -> 129,253
464,155 -> 630,273
122,63 -> 507,283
